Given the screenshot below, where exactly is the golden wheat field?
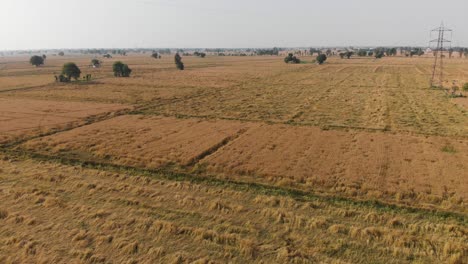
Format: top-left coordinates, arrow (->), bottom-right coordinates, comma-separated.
0,54 -> 467,263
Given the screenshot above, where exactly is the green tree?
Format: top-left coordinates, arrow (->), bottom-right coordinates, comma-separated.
29,55 -> 44,67
62,63 -> 81,80
113,61 -> 132,77
175,53 -> 184,70
316,54 -> 327,64
345,51 -> 353,59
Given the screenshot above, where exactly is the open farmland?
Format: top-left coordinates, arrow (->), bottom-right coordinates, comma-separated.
0,54 -> 467,263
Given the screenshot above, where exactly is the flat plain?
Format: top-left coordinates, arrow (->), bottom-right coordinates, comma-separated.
0,54 -> 467,263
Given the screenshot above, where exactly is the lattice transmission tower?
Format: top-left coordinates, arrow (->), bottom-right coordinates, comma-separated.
429,22 -> 452,88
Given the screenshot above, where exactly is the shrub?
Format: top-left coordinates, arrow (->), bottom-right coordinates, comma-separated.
29,55 -> 44,67
58,51 -> 65,56
113,61 -> 132,77
151,52 -> 160,59
316,54 -> 327,65
284,53 -> 300,64
62,62 -> 81,80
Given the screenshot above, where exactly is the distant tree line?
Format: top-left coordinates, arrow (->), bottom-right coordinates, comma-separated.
256,48 -> 281,56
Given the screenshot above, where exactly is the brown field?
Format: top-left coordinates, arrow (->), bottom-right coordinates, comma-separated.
0,54 -> 467,263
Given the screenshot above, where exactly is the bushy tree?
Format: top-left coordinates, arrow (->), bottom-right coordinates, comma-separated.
175,53 -> 184,70
62,62 -> 81,80
58,51 -> 64,56
91,59 -> 101,68
113,61 -> 132,77
345,51 -> 353,59
151,52 -> 160,59
284,53 -> 300,64
316,54 -> 327,65
30,55 -> 44,67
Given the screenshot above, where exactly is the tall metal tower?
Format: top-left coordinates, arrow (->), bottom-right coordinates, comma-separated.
429,22 -> 452,88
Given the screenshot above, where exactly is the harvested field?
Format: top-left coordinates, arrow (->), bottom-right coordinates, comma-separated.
0,54 -> 467,263
21,115 -> 257,168
20,115 -> 468,212
0,98 -> 129,144
0,155 -> 466,263
202,123 -> 468,209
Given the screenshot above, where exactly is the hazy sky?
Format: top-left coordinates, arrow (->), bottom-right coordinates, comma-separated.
0,0 -> 466,50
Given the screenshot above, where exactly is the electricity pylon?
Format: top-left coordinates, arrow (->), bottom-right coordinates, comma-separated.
429,22 -> 452,88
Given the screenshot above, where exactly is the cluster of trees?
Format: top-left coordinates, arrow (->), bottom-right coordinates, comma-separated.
284,53 -> 300,64
29,55 -> 46,66
113,61 -> 132,77
175,53 -> 184,70
194,51 -> 206,58
54,60 -> 133,83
